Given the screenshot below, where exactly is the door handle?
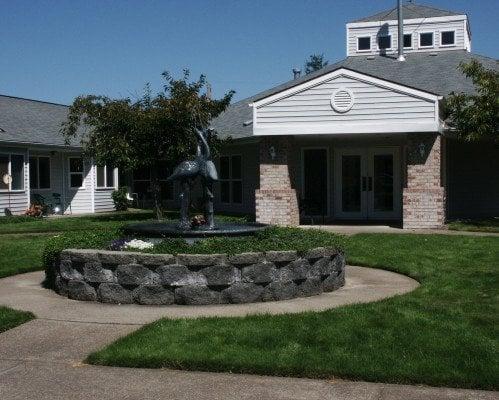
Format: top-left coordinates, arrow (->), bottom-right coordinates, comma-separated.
368,177 -> 373,192
362,176 -> 367,191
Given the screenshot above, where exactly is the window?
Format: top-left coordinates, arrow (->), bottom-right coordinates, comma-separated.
69,157 -> 84,188
132,163 -> 173,201
0,154 -> 24,191
377,35 -> 392,50
357,37 -> 371,51
403,33 -> 412,48
419,32 -> 434,47
219,155 -> 242,204
29,156 -> 51,189
96,165 -> 116,188
441,31 -> 455,46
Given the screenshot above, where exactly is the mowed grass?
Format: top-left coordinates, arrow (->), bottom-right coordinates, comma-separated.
0,234 -> 50,279
87,234 -> 499,390
0,306 -> 34,334
448,218 -> 499,233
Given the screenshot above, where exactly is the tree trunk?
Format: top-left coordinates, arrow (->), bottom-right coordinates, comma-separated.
150,165 -> 163,220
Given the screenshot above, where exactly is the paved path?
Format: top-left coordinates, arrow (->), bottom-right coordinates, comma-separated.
302,224 -> 499,237
0,268 -> 496,400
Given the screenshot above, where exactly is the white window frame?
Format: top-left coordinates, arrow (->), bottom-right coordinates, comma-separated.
357,36 -> 371,52
219,154 -> 243,205
403,33 -> 413,49
419,31 -> 434,48
377,34 -> 392,50
29,156 -> 51,190
68,157 -> 85,189
440,30 -> 456,47
95,164 -> 117,189
0,152 -> 25,192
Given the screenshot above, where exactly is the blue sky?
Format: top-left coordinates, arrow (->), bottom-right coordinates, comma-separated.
1,0 -> 497,105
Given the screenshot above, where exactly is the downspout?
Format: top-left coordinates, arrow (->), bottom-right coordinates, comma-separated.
397,0 -> 406,62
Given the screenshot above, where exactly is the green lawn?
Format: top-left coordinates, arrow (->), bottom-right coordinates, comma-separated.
0,306 -> 34,334
87,234 -> 499,390
448,218 -> 499,233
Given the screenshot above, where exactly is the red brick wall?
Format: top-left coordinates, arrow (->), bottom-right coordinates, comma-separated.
403,134 -> 446,229
255,137 -> 299,226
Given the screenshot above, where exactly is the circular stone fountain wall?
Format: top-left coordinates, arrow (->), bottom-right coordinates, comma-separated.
52,248 -> 345,305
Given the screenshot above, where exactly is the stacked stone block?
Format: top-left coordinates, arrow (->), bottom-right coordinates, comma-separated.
53,247 -> 345,305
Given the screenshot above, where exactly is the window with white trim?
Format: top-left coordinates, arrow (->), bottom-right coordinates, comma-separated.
96,165 -> 116,189
357,37 -> 371,51
403,33 -> 412,48
419,32 -> 434,47
377,35 -> 392,50
219,155 -> 242,204
441,31 -> 455,46
0,154 -> 24,191
29,156 -> 51,189
69,157 -> 84,188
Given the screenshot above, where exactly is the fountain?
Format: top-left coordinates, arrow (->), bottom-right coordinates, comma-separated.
123,127 -> 268,241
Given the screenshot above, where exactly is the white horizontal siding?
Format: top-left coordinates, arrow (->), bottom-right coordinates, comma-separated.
347,19 -> 466,56
0,146 -> 29,215
256,75 -> 436,129
63,155 -> 93,214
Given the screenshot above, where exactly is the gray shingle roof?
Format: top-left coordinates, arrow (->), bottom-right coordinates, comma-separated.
211,50 -> 498,139
351,3 -> 463,23
0,95 -> 81,148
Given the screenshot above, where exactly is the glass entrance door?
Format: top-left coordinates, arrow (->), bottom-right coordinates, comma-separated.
335,147 -> 400,220
302,148 -> 329,217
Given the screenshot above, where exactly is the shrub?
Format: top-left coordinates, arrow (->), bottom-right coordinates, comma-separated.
111,187 -> 131,211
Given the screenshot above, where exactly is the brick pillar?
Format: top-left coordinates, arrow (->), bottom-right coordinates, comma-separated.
403,134 -> 446,229
255,136 -> 300,226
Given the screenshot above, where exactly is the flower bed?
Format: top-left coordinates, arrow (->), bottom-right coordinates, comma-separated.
52,247 -> 345,305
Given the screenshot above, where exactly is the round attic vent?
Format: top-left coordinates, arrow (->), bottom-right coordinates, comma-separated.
330,88 -> 354,113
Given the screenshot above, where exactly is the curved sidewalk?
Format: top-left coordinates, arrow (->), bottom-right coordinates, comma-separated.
0,266 -> 418,324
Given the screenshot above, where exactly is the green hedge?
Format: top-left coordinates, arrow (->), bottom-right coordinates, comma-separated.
42,226 -> 345,288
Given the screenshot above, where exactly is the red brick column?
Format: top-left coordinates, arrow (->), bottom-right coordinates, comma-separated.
255,137 -> 300,226
403,134 -> 446,229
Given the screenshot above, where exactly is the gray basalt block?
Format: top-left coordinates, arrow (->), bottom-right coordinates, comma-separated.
64,249 -> 100,264
331,253 -> 346,273
201,265 -> 240,286
135,253 -> 175,267
67,280 -> 97,301
323,270 -> 346,292
98,251 -> 138,265
55,276 -> 68,296
116,264 -> 159,286
308,257 -> 333,278
83,262 -> 116,283
175,285 -> 222,305
59,260 -> 83,281
227,252 -> 265,265
265,251 -> 297,263
241,262 -> 278,284
176,254 -> 227,267
98,283 -> 133,304
133,285 -> 174,305
262,281 -> 298,302
157,264 -> 207,286
279,258 -> 310,281
303,247 -> 338,260
222,283 -> 264,304
298,277 -> 323,297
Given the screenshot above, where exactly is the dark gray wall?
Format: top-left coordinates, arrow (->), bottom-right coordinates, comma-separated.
447,138 -> 499,219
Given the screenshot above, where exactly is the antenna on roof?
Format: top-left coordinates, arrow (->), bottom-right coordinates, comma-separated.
397,0 -> 406,61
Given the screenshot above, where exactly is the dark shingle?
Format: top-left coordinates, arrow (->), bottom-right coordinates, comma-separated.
211,50 -> 498,139
351,3 -> 463,23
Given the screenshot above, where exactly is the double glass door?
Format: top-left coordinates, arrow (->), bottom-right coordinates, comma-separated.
334,147 -> 401,220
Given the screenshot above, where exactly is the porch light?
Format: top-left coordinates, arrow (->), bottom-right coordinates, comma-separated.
269,146 -> 277,160
419,143 -> 426,158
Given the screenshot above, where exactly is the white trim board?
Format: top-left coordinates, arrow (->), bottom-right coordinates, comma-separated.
346,15 -> 467,29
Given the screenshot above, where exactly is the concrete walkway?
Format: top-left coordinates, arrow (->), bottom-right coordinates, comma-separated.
302,224 -> 499,237
0,268 -> 496,400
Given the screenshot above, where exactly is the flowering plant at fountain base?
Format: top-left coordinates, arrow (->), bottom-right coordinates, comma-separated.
108,238 -> 154,251
190,215 -> 206,229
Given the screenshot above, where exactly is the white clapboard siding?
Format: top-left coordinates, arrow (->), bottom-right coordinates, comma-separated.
0,147 -> 29,215
255,75 -> 436,130
347,18 -> 468,56
63,154 -> 93,214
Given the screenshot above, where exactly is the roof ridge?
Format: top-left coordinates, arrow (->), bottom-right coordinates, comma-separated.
404,2 -> 465,17
0,94 -> 69,108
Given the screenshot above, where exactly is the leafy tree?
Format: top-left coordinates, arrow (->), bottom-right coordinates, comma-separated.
304,54 -> 328,75
445,60 -> 498,142
62,70 -> 234,219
